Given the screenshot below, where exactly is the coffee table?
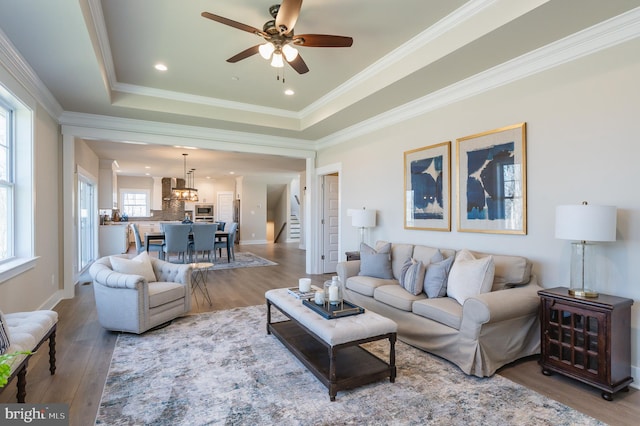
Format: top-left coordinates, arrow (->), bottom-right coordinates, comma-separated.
265,288 -> 397,401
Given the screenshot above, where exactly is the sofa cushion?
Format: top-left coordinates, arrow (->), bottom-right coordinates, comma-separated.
412,297 -> 463,330
389,243 -> 414,280
467,251 -> 532,290
399,258 -> 426,296
346,276 -> 397,297
446,250 -> 495,305
424,254 -> 455,298
359,242 -> 393,279
110,251 -> 157,283
148,282 -> 187,308
411,245 -> 442,266
374,285 -> 426,311
0,310 -> 10,355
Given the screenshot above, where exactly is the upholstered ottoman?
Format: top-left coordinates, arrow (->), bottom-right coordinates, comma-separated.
0,310 -> 58,402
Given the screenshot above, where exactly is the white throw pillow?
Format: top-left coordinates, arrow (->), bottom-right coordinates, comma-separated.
110,251 -> 156,283
446,249 -> 495,305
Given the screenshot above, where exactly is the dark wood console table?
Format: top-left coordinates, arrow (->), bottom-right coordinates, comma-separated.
538,287 -> 633,401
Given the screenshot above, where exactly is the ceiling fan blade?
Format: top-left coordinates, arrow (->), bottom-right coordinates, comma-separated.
275,0 -> 302,35
286,54 -> 309,74
227,45 -> 261,63
293,34 -> 353,47
201,12 -> 264,36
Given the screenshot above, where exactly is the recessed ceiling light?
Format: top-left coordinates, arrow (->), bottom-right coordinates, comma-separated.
145,166 -> 151,169
145,173 -> 151,176
232,76 -> 240,81
155,63 -> 168,71
284,89 -> 295,96
229,171 -> 235,175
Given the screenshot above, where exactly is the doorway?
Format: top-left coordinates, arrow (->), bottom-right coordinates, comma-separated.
77,169 -> 97,272
322,174 -> 339,273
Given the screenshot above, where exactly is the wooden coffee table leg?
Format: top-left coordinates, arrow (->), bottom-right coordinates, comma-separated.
266,301 -> 272,335
329,346 -> 337,401
389,333 -> 397,383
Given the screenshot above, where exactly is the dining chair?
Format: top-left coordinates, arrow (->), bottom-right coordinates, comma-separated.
162,223 -> 192,263
130,223 -> 163,256
216,221 -> 226,232
214,222 -> 238,262
190,223 -> 217,262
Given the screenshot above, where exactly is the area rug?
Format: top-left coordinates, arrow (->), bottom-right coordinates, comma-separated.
96,305 -> 603,426
208,252 -> 277,270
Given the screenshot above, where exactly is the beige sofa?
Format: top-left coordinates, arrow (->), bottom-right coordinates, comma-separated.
337,242 -> 542,377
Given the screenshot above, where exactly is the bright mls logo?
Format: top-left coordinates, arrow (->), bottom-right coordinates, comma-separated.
1,404 -> 68,425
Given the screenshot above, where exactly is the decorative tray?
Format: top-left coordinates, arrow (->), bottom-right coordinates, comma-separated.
302,299 -> 365,319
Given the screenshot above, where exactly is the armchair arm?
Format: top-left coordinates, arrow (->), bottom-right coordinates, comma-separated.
89,261 -> 146,290
336,260 -> 361,284
151,258 -> 192,285
461,277 -> 542,330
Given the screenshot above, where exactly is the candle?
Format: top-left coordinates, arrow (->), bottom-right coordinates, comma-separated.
299,278 -> 311,293
329,283 -> 339,303
314,291 -> 324,305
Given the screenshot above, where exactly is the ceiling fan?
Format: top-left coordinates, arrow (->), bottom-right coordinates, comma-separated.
201,0 -> 353,74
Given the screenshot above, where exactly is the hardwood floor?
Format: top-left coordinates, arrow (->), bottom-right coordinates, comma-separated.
1,243 -> 637,425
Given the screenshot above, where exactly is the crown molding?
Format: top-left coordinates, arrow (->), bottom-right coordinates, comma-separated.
59,111 -> 315,158
315,7 -> 640,150
112,81 -> 300,119
0,27 -> 63,119
300,0 -> 500,118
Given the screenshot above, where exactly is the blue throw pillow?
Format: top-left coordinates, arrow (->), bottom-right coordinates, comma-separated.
359,242 -> 394,279
424,255 -> 455,298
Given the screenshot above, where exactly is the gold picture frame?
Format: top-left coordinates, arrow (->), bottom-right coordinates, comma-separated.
404,141 -> 451,231
456,123 -> 527,234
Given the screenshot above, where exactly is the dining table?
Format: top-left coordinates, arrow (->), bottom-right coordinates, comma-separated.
145,230 -> 232,262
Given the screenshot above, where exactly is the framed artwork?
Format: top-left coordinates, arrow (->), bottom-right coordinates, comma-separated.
456,122 -> 527,234
404,141 -> 451,231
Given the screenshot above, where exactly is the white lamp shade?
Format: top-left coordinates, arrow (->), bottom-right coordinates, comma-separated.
555,204 -> 617,242
259,42 -> 275,59
351,209 -> 376,228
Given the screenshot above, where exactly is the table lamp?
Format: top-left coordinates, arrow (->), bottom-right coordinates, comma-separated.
350,207 -> 376,246
555,202 -> 617,298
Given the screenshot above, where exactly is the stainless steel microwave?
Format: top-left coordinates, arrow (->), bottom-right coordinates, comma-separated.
195,204 -> 214,217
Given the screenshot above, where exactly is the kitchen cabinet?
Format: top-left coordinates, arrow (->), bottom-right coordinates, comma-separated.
99,224 -> 129,256
538,287 -> 633,401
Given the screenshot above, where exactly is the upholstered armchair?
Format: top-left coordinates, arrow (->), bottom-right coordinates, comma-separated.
89,252 -> 192,334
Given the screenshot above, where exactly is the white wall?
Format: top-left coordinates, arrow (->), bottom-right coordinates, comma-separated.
240,178 -> 268,244
317,39 -> 640,381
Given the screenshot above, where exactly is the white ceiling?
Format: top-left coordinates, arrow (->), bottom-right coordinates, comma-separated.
0,0 -> 638,179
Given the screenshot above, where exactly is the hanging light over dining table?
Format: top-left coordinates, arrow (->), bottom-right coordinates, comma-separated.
170,153 -> 199,202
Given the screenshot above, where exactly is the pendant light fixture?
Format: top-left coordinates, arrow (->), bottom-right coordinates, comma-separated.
170,153 -> 199,202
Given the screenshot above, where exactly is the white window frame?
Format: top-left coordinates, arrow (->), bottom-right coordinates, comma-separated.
0,80 -> 36,284
120,188 -> 151,218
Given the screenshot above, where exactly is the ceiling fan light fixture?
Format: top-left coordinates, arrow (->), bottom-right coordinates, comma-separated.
282,44 -> 298,61
271,52 -> 284,68
259,42 -> 275,59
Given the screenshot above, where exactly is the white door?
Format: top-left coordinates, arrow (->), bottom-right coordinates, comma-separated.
322,175 -> 339,273
217,192 -> 234,224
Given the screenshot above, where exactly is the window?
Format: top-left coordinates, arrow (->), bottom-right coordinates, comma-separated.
121,189 -> 150,217
0,78 -> 35,283
0,99 -> 14,262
